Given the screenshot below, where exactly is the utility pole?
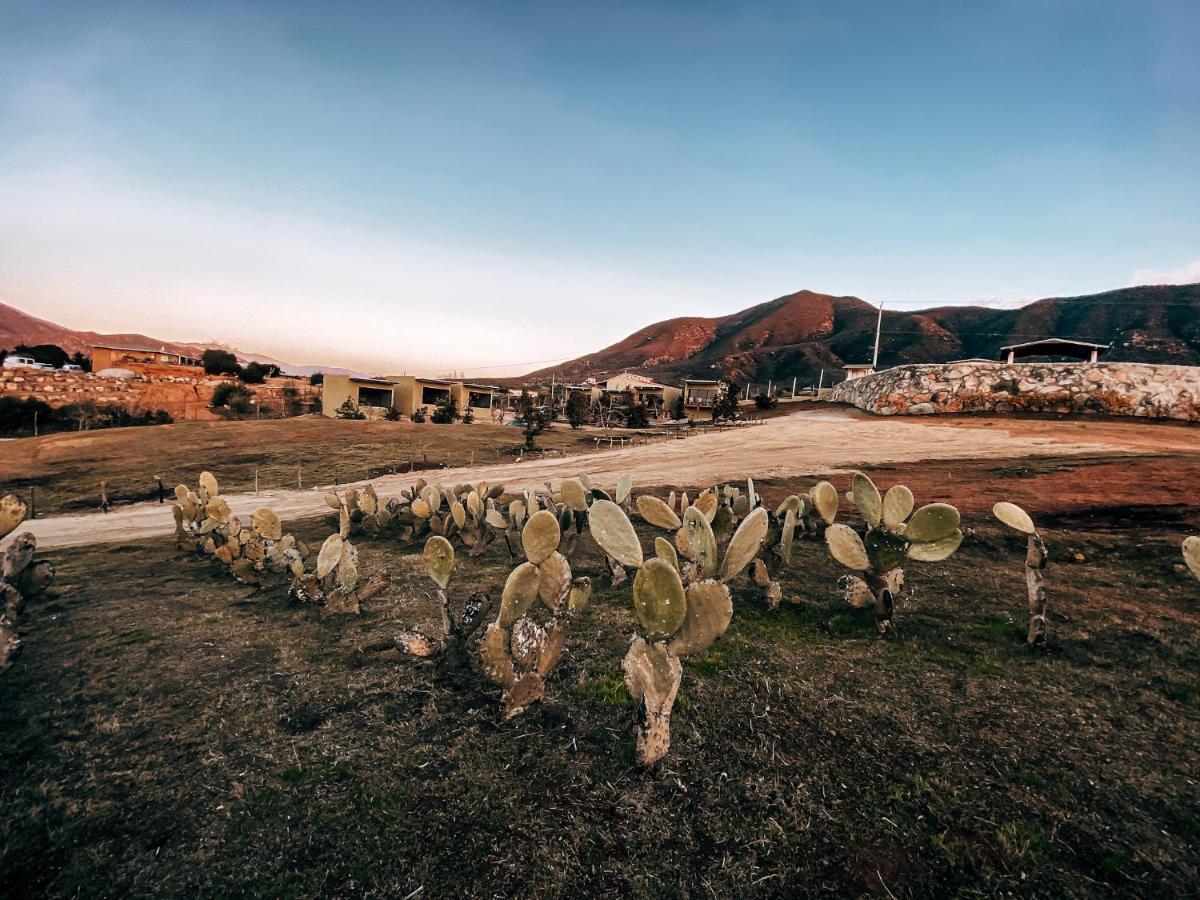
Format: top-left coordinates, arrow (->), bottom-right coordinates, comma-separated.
791,376 -> 797,398
817,369 -> 825,396
767,379 -> 773,398
872,302 -> 884,370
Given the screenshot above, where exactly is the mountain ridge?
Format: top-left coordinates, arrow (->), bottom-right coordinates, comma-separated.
528,284 -> 1200,384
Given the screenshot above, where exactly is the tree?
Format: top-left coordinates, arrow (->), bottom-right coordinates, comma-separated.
335,397 -> 366,420
70,351 -> 92,372
202,348 -> 241,376
712,377 -> 741,422
566,392 -> 590,429
309,372 -> 325,386
431,394 -> 459,424
517,393 -> 548,450
669,393 -> 685,420
625,403 -> 650,429
239,361 -> 278,384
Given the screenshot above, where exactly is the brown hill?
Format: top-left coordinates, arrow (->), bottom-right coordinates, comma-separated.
0,302 -> 208,359
531,284 -> 1200,386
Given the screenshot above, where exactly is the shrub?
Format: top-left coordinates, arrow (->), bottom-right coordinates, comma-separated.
309,372 -> 324,386
625,403 -> 650,429
212,381 -> 252,410
566,393 -> 590,429
754,392 -> 777,410
411,408 -> 427,423
462,407 -> 474,424
202,349 -> 241,376
239,361 -> 279,384
669,394 -> 685,420
712,377 -> 741,421
335,397 -> 366,420
431,395 -> 459,424
383,406 -> 402,421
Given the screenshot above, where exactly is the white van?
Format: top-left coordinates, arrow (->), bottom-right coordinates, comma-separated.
60,363 -> 84,372
2,356 -> 39,370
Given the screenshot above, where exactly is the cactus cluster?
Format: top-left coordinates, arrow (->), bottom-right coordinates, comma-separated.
825,472 -> 962,633
289,525 -> 389,619
394,536 -> 495,666
590,497 -> 752,765
479,512 -> 592,718
0,495 -> 56,674
173,472 -> 310,590
993,501 -> 1050,644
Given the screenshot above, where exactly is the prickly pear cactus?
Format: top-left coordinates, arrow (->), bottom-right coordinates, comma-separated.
1185,537 -> 1200,582
1,526 -> 56,676
477,511 -> 587,718
826,472 -> 963,634
993,501 -> 1049,645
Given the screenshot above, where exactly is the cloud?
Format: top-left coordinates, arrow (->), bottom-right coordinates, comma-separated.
1130,260 -> 1200,286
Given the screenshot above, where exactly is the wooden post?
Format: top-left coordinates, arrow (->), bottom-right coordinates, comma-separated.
255,468 -> 259,496
100,480 -> 110,513
816,369 -> 825,396
29,487 -> 35,520
791,376 -> 797,398
297,464 -> 302,490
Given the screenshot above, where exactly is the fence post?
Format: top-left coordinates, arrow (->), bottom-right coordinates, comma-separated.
29,486 -> 35,520
297,464 -> 302,490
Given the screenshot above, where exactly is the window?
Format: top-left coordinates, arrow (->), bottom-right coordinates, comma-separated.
357,387 -> 393,408
467,391 -> 492,409
421,386 -> 451,405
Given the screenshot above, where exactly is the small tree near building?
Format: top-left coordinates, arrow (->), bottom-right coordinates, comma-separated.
712,377 -> 741,422
335,397 -> 366,420
203,349 -> 241,376
625,403 -> 650,429
669,393 -> 685,420
566,392 -> 590,429
431,394 -> 459,424
754,392 -> 777,410
517,393 -> 548,450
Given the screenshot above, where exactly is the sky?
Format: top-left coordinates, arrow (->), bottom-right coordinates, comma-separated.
1,0 -> 1197,375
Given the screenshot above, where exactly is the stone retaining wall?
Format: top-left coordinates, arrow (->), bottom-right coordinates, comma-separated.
0,369 -> 141,406
828,362 -> 1200,422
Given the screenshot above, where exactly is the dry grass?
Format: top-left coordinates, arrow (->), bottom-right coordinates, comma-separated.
0,417 -> 600,515
2,457 -> 1199,896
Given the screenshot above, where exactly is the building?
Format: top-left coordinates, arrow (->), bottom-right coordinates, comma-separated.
683,378 -> 722,419
999,339 -> 1108,364
321,374 -> 496,419
321,375 -> 401,417
90,344 -> 203,371
596,372 -> 682,417
842,364 -> 876,381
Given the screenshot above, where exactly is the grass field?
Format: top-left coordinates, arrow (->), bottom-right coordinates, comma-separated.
2,455 -> 1198,896
0,417 -> 603,516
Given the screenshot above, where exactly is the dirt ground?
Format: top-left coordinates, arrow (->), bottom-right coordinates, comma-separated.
5,406 -> 1197,551
2,451 -> 1198,897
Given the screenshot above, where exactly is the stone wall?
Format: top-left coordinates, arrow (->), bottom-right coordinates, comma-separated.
1,369 -> 141,406
828,362 -> 1200,422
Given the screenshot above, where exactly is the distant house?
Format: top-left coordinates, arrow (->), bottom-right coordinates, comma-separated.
321,374 -> 496,419
90,344 -> 203,371
999,339 -> 1108,364
842,364 -> 876,381
683,378 -> 722,418
595,372 -> 681,417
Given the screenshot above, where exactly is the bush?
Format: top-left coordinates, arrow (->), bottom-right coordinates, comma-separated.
239,361 -> 279,384
462,407 -> 474,424
14,343 -> 71,369
202,349 -> 241,376
383,406 -> 402,421
309,372 -> 324,386
411,408 -> 427,423
431,395 -> 459,424
754,392 -> 778,410
335,398 -> 366,420
0,396 -> 172,435
212,382 -> 254,416
669,394 -> 685,420
712,377 -> 741,422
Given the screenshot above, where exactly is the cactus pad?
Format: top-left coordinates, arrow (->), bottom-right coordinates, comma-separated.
683,507 -> 718,578
560,478 -> 590,512
1183,536 -> 1200,581
865,529 -> 907,572
199,471 -> 219,498
826,524 -> 870,571
667,579 -> 733,656
904,504 -> 961,543
498,562 -> 540,628
251,508 -> 282,541
719,507 -> 768,582
422,535 -> 455,589
906,529 -> 963,562
616,474 -> 633,505
852,472 -> 882,527
882,485 -> 915,530
809,481 -> 839,525
632,558 -> 687,640
0,494 -> 28,540
521,510 -> 561,564
692,491 -> 718,523
537,551 -> 572,610
316,533 -> 344,579
636,495 -> 682,530
654,536 -> 679,570
568,577 -> 593,613
993,501 -> 1035,535
622,637 -> 683,766
588,500 -> 644,568
838,574 -> 875,608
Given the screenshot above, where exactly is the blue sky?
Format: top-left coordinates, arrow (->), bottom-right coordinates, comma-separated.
1,1 -> 1197,373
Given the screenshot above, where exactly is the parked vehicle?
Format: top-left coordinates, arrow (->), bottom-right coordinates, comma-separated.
2,356 -> 39,370
60,364 -> 84,372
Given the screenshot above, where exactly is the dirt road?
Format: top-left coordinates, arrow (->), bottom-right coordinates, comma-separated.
8,410 -> 1196,550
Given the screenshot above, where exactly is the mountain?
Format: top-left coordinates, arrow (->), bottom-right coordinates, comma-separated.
529,284 -> 1200,385
0,302 -> 372,378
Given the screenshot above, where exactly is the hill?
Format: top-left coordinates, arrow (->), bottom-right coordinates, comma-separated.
530,284 -> 1200,385
0,302 -> 369,377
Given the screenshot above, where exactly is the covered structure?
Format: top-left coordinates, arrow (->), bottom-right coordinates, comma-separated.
842,364 -> 876,381
999,339 -> 1108,364
90,343 -> 203,371
683,378 -> 722,419
321,375 -> 398,417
